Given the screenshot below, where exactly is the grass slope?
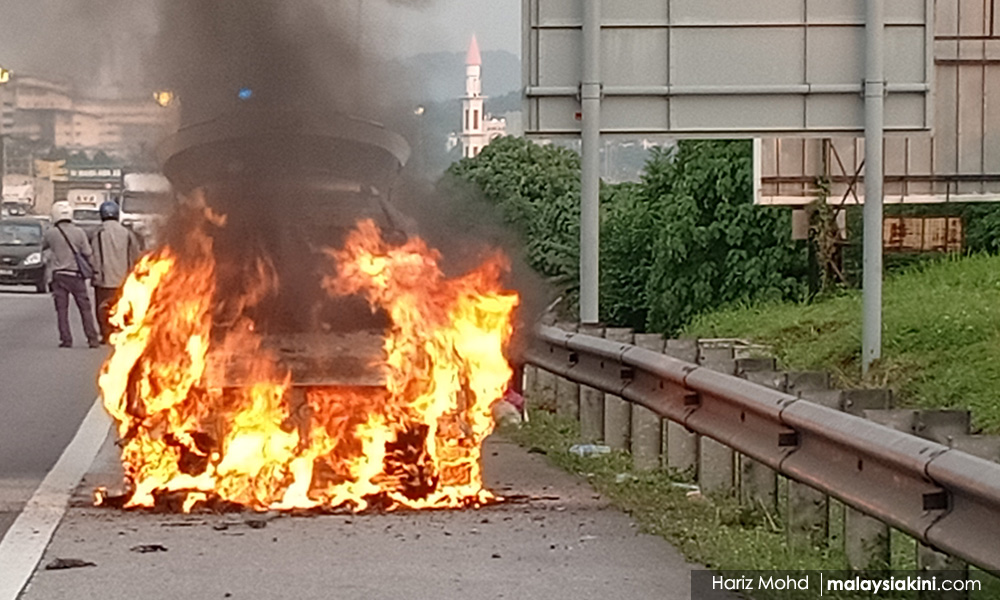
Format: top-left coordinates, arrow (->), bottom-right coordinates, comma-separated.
685,254 -> 1000,433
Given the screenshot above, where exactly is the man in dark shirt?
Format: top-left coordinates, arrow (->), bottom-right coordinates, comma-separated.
42,201 -> 100,348
91,201 -> 140,343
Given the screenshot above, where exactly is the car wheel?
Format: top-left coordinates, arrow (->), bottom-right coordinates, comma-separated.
35,281 -> 47,294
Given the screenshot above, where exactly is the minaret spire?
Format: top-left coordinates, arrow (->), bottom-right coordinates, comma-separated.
462,34 -> 485,157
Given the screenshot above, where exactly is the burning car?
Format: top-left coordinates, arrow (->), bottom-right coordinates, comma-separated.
96,106 -> 519,514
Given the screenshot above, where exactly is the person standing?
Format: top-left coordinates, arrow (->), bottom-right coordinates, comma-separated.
90,200 -> 140,343
43,201 -> 100,348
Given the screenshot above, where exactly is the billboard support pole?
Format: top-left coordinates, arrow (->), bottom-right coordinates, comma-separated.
580,0 -> 602,324
862,0 -> 885,374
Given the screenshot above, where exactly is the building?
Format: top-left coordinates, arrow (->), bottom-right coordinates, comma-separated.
1,75 -> 178,163
460,35 -> 506,159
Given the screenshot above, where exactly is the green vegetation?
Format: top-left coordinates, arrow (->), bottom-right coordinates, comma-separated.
687,253 -> 1000,433
501,412 -> 1000,599
444,137 -> 582,295
445,137 -> 807,331
447,136 -> 1000,430
637,142 -> 808,333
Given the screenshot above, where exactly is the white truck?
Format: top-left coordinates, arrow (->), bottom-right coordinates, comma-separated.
66,189 -> 110,236
120,173 -> 173,248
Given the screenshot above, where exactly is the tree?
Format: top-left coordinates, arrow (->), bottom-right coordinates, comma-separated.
444,136 -> 582,298
642,141 -> 808,334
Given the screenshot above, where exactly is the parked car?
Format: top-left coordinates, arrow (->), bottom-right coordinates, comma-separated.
1,201 -> 32,217
0,217 -> 47,293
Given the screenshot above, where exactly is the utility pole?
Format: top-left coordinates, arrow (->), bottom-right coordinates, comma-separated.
862,0 -> 885,374
0,66 -> 10,205
579,0 -> 602,324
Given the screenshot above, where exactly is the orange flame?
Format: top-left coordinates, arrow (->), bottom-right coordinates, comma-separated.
97,205 -> 518,513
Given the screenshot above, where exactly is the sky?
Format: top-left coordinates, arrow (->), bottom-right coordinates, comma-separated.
0,0 -> 522,86
364,0 -> 521,57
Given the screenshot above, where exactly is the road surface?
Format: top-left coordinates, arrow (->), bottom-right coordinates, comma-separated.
17,436 -> 700,600
0,286 -> 107,540
1,284 -> 704,599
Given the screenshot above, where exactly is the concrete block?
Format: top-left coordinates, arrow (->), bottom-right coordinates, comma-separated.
554,322 -> 580,421
523,364 -> 538,399
841,389 -> 892,417
799,389 -> 843,410
913,410 -> 971,445
950,435 -> 1000,462
603,328 -> 634,451
786,388 -> 838,551
737,360 -> 779,509
632,333 -> 664,354
664,339 -> 698,476
578,325 -> 606,443
631,333 -> 665,471
735,357 -> 776,374
744,370 -> 787,392
844,507 -> 890,573
787,480 -> 829,550
916,545 -> 969,599
665,421 -> 697,478
864,409 -> 971,446
698,345 -> 736,375
740,456 -> 776,510
697,345 -> 735,496
534,369 -> 558,412
699,437 -> 735,497
665,338 -> 698,364
786,371 -> 831,395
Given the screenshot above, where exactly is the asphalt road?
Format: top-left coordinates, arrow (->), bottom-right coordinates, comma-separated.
21,436 -> 702,600
2,284 -> 706,598
0,285 -> 108,539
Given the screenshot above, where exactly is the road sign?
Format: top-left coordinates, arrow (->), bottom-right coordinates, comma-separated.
756,0 -> 1000,206
523,0 -> 931,372
523,0 -> 933,137
34,159 -> 68,182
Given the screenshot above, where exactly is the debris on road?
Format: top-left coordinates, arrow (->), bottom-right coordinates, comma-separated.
130,544 -> 168,553
44,558 -> 96,570
686,490 -> 707,504
492,396 -> 523,427
568,444 -> 611,457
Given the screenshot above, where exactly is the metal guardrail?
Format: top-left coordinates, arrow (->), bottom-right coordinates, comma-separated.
524,325 -> 1000,573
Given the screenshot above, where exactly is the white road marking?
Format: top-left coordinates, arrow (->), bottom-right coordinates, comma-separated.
0,397 -> 110,600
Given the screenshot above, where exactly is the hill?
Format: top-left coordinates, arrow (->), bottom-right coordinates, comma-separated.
685,254 -> 1000,433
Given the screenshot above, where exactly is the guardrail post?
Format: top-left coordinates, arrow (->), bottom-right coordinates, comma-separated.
844,508 -> 891,573
698,344 -> 737,497
578,324 -> 606,442
524,362 -> 538,401
603,328 -> 634,451
877,410 -> 972,597
533,367 -> 558,413
632,333 -> 665,470
554,322 -> 580,421
665,339 -> 699,478
913,412 -> 971,593
841,389 -> 892,417
786,371 -> 831,397
787,389 -> 841,551
841,392 -> 893,573
736,358 -> 778,510
950,435 -> 1000,463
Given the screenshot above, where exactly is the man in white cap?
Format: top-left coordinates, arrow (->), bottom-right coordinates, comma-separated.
42,201 -> 100,348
